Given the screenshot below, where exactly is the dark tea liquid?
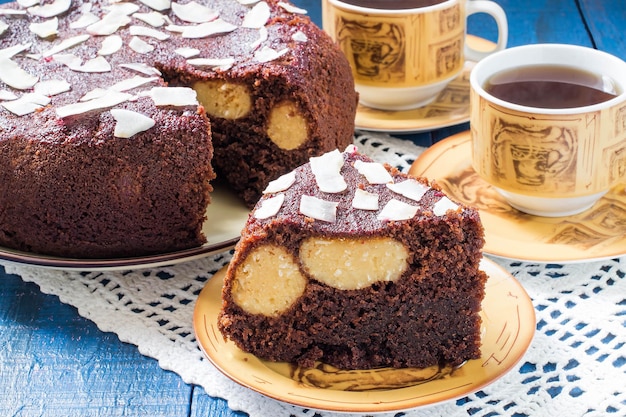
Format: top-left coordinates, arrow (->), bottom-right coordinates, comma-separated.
484,65 -> 618,108
339,0 -> 446,9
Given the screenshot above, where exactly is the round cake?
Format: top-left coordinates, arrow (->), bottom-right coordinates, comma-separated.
0,0 -> 357,258
218,146 -> 487,370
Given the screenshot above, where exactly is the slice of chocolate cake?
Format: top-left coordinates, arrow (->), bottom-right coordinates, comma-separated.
218,146 -> 488,370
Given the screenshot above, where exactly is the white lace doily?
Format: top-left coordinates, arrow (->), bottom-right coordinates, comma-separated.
3,132 -> 625,417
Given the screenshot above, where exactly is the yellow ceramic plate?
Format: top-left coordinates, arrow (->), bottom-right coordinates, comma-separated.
0,183 -> 249,271
409,131 -> 626,263
194,258 -> 535,413
355,35 -> 495,133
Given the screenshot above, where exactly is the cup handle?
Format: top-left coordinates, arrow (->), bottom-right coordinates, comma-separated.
464,0 -> 508,62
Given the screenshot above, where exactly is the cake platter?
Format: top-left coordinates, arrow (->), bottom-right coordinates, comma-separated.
409,131 -> 626,263
354,35 -> 494,134
193,258 -> 535,414
0,184 -> 250,271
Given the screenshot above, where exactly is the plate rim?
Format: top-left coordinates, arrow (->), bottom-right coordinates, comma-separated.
409,131 -> 626,263
193,258 -> 535,414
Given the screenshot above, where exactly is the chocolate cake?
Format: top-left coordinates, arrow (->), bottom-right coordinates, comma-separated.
0,0 -> 357,258
218,146 -> 488,370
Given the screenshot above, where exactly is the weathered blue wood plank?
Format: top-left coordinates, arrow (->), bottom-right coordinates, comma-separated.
579,0 -> 626,60
0,268 -> 193,417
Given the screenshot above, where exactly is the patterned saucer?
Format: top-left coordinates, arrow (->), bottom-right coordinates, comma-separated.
409,131 -> 626,263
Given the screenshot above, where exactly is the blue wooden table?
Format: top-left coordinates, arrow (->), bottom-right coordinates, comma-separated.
1,1 -> 625,416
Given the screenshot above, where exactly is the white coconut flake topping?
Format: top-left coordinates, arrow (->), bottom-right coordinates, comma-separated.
42,34 -> 90,57
129,25 -> 170,40
186,57 -> 234,71
174,47 -> 200,58
111,109 -> 156,138
129,36 -> 154,54
354,160 -> 393,184
132,11 -> 169,27
300,195 -> 338,223
0,20 -> 7,36
387,179 -> 429,203
138,0 -> 171,12
17,0 -> 39,7
278,2 -> 307,14
34,79 -> 71,96
352,188 -> 379,211
378,199 -> 418,221
69,11 -> 100,29
263,171 -> 296,194
237,0 -> 260,4
110,76 -> 159,92
86,12 -> 132,36
171,1 -> 218,23
1,93 -> 50,116
0,90 -> 18,101
433,197 -> 459,216
56,91 -> 133,118
119,62 -> 162,76
27,0 -> 71,18
254,46 -> 288,63
292,30 -> 307,42
0,9 -> 27,16
54,54 -> 112,73
0,43 -> 32,60
0,58 -> 39,90
149,86 -> 197,106
181,19 -> 237,38
309,149 -> 347,193
98,35 -> 123,55
29,17 -> 58,38
255,193 -> 285,219
242,1 -> 270,28
250,26 -> 268,50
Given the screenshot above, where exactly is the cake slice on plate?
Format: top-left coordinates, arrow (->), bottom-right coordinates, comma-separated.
218,146 -> 487,370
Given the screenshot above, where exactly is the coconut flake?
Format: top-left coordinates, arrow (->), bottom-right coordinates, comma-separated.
300,195 -> 338,223
250,26 -> 268,50
309,149 -> 347,193
129,25 -> 170,40
242,1 -> 270,29
2,92 -> 51,116
55,54 -> 112,72
255,193 -> 285,219
0,9 -> 27,16
56,91 -> 133,118
278,2 -> 307,14
138,0 -> 171,11
174,47 -> 200,58
354,160 -> 393,184
111,108 -> 156,138
387,179 -> 430,203
33,79 -> 71,96
171,1 -> 218,23
0,20 -> 7,36
186,57 -> 234,70
29,17 -> 59,38
433,197 -> 459,216
254,46 -> 288,63
292,30 -> 307,42
69,11 -> 100,29
42,34 -> 89,57
181,19 -> 237,38
79,88 -> 107,102
0,90 -> 18,101
104,2 -> 141,16
119,62 -> 162,76
132,11 -> 168,27
0,58 -> 39,90
263,171 -> 296,194
0,43 -> 32,60
149,86 -> 197,106
86,11 -> 132,36
110,76 -> 159,92
237,0 -> 260,4
27,0 -> 71,18
129,36 -> 154,54
98,35 -> 123,55
377,199 -> 418,221
352,189 -> 379,211
17,0 -> 39,7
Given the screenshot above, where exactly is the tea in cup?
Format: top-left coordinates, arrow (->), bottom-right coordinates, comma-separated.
470,44 -> 626,217
322,0 -> 508,110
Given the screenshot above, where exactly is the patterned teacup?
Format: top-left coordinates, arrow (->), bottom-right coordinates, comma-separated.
322,0 -> 508,111
470,44 -> 626,217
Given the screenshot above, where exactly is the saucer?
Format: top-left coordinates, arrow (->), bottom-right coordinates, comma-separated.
409,131 -> 626,263
194,258 -> 535,413
355,35 -> 495,134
